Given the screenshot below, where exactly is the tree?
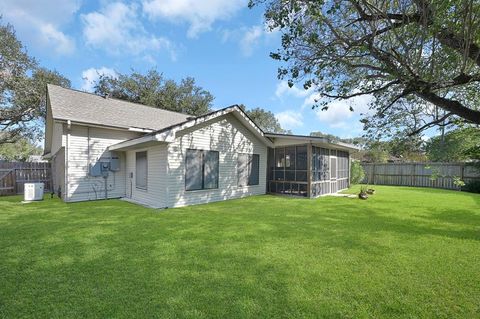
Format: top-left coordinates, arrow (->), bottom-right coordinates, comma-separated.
0,19 -> 70,144
239,105 -> 289,133
250,0 -> 480,138
94,69 -> 213,116
426,127 -> 480,161
0,137 -> 41,161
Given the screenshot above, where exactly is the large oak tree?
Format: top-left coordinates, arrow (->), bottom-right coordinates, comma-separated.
94,69 -> 214,116
250,0 -> 480,137
0,20 -> 70,144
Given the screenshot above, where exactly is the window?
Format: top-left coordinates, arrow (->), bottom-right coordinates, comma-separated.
238,153 -> 260,186
135,151 -> 147,189
185,149 -> 219,191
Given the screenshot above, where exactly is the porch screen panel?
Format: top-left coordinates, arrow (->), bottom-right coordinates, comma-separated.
330,156 -> 337,179
135,151 -> 147,189
337,151 -> 349,179
295,146 -> 307,182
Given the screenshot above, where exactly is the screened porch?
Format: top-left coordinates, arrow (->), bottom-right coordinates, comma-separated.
267,144 -> 350,198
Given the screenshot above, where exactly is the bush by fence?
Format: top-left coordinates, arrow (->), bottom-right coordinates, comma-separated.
361,162 -> 480,190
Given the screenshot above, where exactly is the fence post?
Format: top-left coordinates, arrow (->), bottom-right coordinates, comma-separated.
411,163 -> 416,187
372,164 -> 376,185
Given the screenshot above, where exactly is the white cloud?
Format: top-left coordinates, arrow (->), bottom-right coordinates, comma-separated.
276,110 -> 304,129
39,24 -> 75,55
275,81 -> 313,99
222,23 -> 279,57
82,2 -> 176,60
312,93 -> 373,128
240,25 -> 263,56
81,67 -> 117,92
142,0 -> 247,38
0,0 -> 78,55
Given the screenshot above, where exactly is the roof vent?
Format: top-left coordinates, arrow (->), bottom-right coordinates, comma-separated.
104,93 -> 109,99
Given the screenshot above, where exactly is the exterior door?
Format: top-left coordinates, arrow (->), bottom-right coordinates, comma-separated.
330,150 -> 337,193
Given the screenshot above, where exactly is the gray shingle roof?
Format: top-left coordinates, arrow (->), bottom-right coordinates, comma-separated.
47,84 -> 191,130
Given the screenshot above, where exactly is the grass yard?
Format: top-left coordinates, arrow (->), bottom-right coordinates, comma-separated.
0,186 -> 479,318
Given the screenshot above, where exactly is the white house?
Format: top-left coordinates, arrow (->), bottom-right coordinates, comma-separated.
44,84 -> 358,208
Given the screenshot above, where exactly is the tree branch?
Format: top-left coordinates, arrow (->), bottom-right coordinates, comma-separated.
408,112 -> 453,136
414,90 -> 480,124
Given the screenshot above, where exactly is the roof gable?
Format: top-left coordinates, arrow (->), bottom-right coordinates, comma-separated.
109,106 -> 273,150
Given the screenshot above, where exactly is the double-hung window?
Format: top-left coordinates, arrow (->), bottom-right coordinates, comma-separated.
136,151 -> 148,190
185,149 -> 219,191
237,153 -> 260,186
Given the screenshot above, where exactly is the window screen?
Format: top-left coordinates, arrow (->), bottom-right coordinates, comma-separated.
135,151 -> 147,189
238,153 -> 260,186
185,149 -> 219,191
330,157 -> 337,179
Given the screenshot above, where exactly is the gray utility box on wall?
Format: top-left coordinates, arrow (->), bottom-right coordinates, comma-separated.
89,152 -> 120,177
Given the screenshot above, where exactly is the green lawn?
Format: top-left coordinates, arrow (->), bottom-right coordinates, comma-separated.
1,186 -> 479,318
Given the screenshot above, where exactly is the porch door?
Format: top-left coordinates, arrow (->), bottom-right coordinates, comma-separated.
330,150 -> 337,193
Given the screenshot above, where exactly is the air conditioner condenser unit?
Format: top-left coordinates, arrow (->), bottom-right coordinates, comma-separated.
24,183 -> 44,201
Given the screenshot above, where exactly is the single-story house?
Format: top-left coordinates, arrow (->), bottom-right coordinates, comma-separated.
44,84 -> 359,208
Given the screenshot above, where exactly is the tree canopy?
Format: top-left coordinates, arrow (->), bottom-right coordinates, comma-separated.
94,69 -> 214,116
250,0 -> 480,137
426,127 -> 480,161
239,105 -> 290,133
0,137 -> 41,161
0,19 -> 70,144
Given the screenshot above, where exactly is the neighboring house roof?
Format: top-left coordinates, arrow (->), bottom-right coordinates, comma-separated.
47,84 -> 191,131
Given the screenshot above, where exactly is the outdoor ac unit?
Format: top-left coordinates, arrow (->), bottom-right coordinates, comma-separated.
24,183 -> 44,201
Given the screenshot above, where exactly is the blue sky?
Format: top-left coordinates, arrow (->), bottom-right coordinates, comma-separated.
1,0 -> 369,138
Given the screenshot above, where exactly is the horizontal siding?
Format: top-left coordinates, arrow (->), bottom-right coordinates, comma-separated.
125,144 -> 168,208
66,125 -> 140,202
51,122 -> 64,155
166,113 -> 267,208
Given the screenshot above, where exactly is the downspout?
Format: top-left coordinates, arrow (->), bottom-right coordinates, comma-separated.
65,120 -> 71,201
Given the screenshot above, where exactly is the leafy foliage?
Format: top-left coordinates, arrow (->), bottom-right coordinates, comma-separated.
94,69 -> 213,116
250,0 -> 480,137
462,180 -> 480,193
350,160 -> 365,184
239,104 -> 289,133
0,19 -> 70,144
425,127 -> 480,162
0,137 -> 41,161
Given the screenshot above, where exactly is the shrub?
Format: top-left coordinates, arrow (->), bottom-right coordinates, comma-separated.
462,180 -> 480,194
351,160 -> 365,184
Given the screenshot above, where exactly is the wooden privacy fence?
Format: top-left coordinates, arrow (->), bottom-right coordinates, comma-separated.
361,162 -> 480,190
0,162 -> 52,196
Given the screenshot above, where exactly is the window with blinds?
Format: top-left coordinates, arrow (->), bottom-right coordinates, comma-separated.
238,153 -> 260,186
135,151 -> 148,189
185,149 -> 219,191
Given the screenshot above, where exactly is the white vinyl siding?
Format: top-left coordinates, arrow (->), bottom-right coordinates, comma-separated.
65,125 -> 140,202
165,113 -> 267,208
